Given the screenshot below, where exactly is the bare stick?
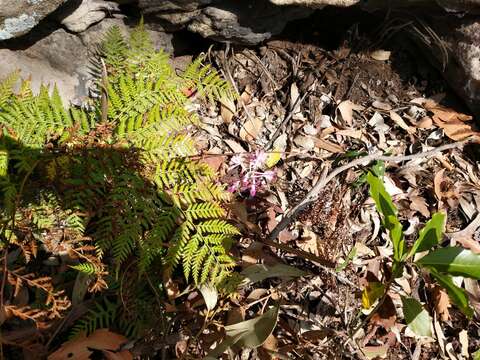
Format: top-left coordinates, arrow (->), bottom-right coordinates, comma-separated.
265,89 -> 311,150
267,140 -> 469,242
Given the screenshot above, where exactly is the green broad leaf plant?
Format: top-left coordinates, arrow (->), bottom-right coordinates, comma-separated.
366,172 -> 480,335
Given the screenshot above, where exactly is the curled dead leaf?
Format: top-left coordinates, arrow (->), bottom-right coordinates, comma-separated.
240,117 -> 263,142
220,96 -> 236,124
433,287 -> 451,322
48,329 -> 131,360
337,100 -> 364,126
424,100 -> 479,140
389,111 -> 415,134
416,116 -> 433,129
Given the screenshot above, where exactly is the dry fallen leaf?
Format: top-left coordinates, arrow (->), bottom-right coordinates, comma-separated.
433,287 -> 451,322
290,83 -> 303,120
297,228 -> 319,256
48,329 -> 131,360
224,139 -> 247,153
312,137 -> 344,153
416,116 -> 433,129
203,154 -> 224,173
456,236 -> 480,254
240,84 -> 253,105
373,100 -> 392,111
220,96 -> 236,124
409,192 -> 430,218
370,50 -> 391,61
459,329 -> 469,359
389,111 -> 415,134
424,100 -> 478,140
240,117 -> 263,142
294,135 -> 315,150
337,100 -> 364,126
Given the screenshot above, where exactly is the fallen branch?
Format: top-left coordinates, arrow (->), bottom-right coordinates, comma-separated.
267,139 -> 470,243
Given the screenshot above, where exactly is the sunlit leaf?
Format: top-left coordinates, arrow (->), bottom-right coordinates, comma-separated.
401,296 -> 432,337
408,212 -> 446,258
367,172 -> 405,261
416,247 -> 480,279
265,150 -> 282,168
198,285 -> 218,311
362,282 -> 384,309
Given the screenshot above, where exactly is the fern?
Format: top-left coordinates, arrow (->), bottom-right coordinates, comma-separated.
70,298 -> 118,338
0,21 -> 238,321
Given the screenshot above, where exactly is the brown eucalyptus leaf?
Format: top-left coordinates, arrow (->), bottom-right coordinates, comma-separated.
425,100 -> 478,140
48,329 -> 131,360
433,287 -> 451,322
240,117 -> 263,142
337,100 -> 364,126
220,96 -> 236,124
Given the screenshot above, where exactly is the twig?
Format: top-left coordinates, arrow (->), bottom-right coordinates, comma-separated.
243,50 -> 280,91
268,140 -> 469,243
100,59 -> 109,124
220,46 -> 255,123
264,89 -> 311,150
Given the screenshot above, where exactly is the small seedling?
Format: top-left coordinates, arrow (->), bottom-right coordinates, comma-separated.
363,172 -> 480,336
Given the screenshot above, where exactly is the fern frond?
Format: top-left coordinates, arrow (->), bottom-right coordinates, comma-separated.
70,262 -> 98,275
0,71 -> 19,108
99,26 -> 128,70
182,56 -> 234,103
70,298 -> 118,338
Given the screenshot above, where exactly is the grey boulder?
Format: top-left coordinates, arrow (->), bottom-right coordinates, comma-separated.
0,0 -> 68,40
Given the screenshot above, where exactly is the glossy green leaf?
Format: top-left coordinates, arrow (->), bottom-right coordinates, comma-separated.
367,172 -> 397,228
367,172 -> 405,261
408,212 -> 446,258
416,247 -> 480,279
401,296 -> 432,337
429,268 -> 473,318
205,305 -> 279,359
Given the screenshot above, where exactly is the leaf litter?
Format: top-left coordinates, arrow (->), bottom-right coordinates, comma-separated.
184,26 -> 480,359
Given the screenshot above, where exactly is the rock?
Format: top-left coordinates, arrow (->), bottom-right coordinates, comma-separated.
0,0 -> 68,40
0,26 -> 90,104
430,16 -> 480,116
80,17 -> 174,54
57,0 -> 120,33
141,0 -> 312,44
434,0 -> 480,13
269,0 -> 359,7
